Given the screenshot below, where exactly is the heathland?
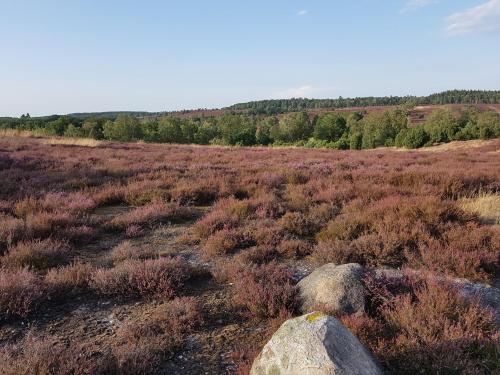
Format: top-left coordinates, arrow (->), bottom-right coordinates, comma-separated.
0,131 -> 498,373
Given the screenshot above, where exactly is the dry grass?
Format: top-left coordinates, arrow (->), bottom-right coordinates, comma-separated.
0,129 -> 37,138
389,139 -> 498,153
418,139 -> 496,152
42,137 -> 103,147
460,193 -> 500,225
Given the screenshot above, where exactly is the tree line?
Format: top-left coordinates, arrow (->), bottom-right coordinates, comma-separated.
227,90 -> 500,115
2,105 -> 499,150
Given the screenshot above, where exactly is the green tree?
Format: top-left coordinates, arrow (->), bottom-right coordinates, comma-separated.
313,113 -> 347,142
349,132 -> 363,150
180,119 -> 198,144
45,116 -> 75,136
102,115 -> 142,141
255,117 -> 277,145
395,127 -> 429,148
194,120 -> 219,144
140,120 -> 159,142
424,108 -> 458,143
477,111 -> 500,139
82,118 -> 105,139
64,124 -> 85,138
218,115 -> 256,145
156,117 -> 183,143
271,112 -> 311,143
361,109 -> 407,149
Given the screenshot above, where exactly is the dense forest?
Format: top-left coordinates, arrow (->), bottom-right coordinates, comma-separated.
228,90 -> 500,115
1,105 -> 499,150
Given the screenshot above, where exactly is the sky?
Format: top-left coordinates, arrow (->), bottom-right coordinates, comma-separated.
1,0 -> 499,116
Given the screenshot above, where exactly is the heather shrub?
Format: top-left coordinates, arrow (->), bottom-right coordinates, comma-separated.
312,184 -> 356,205
234,245 -> 281,265
278,211 -> 318,237
13,197 -> 41,217
0,200 -> 13,214
91,257 -> 195,299
231,263 -> 299,320
41,192 -> 96,213
44,262 -> 94,296
351,233 -> 408,268
409,224 -> 498,282
113,297 -> 202,373
2,239 -> 70,270
283,185 -> 313,212
444,223 -> 500,258
282,168 -> 309,185
253,191 -> 285,219
25,211 -> 75,238
229,310 -> 294,375
170,178 -> 220,205
123,179 -> 169,206
243,171 -> 284,190
61,224 -> 97,244
314,196 -> 489,276
409,239 -> 497,283
91,183 -> 126,205
125,224 -> 145,238
340,314 -> 392,352
221,198 -> 255,220
354,272 -> 499,374
307,202 -> 340,228
0,267 -> 44,319
380,280 -> 498,374
111,241 -> 157,262
201,228 -> 254,259
108,201 -> 197,230
250,222 -> 286,247
0,213 -> 24,252
316,214 -> 368,241
311,239 -> 365,266
193,208 -> 240,238
0,333 -> 115,375
277,239 -> 312,258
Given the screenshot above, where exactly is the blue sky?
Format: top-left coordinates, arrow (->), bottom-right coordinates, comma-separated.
1,0 -> 499,116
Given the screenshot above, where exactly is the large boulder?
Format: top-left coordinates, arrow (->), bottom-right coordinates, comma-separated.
298,263 -> 365,315
250,312 -> 383,375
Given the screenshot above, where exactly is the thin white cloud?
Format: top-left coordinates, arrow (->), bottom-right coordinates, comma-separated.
297,10 -> 308,16
445,0 -> 500,36
274,85 -> 312,98
400,0 -> 437,13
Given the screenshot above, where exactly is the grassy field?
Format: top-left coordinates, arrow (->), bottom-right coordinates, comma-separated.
0,136 -> 498,374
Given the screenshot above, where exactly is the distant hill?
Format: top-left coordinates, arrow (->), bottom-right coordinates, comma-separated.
5,90 -> 500,120
66,111 -> 161,120
226,90 -> 500,115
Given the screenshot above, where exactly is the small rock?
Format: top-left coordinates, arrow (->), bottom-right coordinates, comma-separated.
298,263 -> 365,315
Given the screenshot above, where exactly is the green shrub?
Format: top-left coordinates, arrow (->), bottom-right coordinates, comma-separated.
396,127 -> 430,149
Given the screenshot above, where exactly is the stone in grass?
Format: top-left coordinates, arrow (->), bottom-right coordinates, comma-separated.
298,263 -> 365,315
250,312 -> 382,375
